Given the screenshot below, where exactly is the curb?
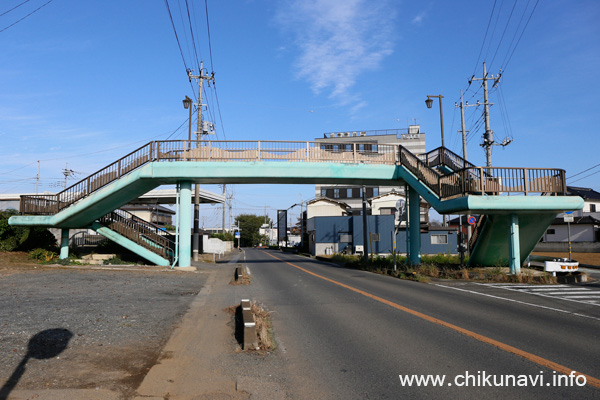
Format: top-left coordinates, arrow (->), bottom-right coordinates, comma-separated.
240,299 -> 258,350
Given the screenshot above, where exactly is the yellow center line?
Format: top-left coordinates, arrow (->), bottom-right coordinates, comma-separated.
263,251 -> 600,389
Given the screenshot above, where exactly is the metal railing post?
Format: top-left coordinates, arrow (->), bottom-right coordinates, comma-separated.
523,168 -> 529,195
257,141 -> 261,161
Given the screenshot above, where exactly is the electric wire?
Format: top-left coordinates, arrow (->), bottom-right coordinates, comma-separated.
483,0 -> 504,64
0,0 -> 53,33
471,0 -> 497,78
568,169 -> 600,185
489,0 -> 518,69
0,0 -> 31,17
568,163 -> 600,180
501,0 -> 540,72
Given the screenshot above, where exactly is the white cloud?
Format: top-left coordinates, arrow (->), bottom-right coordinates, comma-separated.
276,0 -> 395,108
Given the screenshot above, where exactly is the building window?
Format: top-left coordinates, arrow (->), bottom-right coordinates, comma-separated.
347,188 -> 353,198
333,188 -> 340,198
431,234 -> 448,244
546,229 -> 555,235
591,204 -> 597,212
373,187 -> 379,197
339,234 -> 352,243
379,207 -> 396,215
320,189 -> 326,197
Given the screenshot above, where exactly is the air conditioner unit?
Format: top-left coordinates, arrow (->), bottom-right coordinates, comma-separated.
337,133 -> 343,137
344,132 -> 350,137
352,132 -> 357,137
330,133 -> 336,138
354,245 -> 364,254
360,131 -> 366,136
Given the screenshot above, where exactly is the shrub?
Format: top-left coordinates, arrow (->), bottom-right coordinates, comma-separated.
29,248 -> 58,262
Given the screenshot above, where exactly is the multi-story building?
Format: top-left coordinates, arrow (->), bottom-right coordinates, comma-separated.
314,126 -> 429,224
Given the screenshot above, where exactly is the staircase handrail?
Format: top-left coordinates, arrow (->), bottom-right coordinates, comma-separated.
98,210 -> 175,260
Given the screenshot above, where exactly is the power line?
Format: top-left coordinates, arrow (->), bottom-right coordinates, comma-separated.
0,0 -> 54,33
0,0 -> 31,17
568,163 -> 600,180
568,169 -> 600,185
501,0 -> 540,72
471,0 -> 497,78
489,0 -> 518,69
164,0 -> 190,72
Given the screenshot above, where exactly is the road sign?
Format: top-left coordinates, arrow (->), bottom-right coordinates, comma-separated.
467,216 -> 477,225
563,216 -> 574,223
235,232 -> 241,238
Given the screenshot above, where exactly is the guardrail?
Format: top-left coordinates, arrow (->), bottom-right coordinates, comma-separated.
19,141 -> 568,215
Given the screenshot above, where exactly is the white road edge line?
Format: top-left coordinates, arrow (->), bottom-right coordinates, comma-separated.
434,284 -> 600,322
474,282 -> 600,308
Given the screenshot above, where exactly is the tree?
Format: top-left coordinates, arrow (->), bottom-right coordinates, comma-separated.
235,214 -> 270,247
0,210 -> 57,251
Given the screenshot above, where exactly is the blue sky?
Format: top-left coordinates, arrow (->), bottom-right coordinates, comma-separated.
1,0 -> 599,226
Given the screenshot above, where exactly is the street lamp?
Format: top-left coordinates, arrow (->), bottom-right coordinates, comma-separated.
182,96 -> 193,143
425,95 -> 445,148
426,94 -> 447,227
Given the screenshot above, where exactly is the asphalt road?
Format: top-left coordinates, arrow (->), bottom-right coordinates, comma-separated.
241,248 -> 600,400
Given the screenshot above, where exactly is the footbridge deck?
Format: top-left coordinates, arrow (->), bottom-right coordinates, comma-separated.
9,140 -> 583,271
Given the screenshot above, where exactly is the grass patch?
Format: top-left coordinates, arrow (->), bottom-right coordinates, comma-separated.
318,253 -> 557,284
251,301 -> 275,352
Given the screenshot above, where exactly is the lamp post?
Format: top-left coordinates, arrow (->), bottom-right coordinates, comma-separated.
426,94 -> 446,227
182,96 -> 193,152
425,95 -> 445,148
183,95 -> 200,261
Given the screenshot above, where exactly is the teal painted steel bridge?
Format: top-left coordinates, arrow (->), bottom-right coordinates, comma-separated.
9,140 -> 583,273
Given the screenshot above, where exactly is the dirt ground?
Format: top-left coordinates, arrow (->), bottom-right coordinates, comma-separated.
531,252 -> 600,267
0,251 -> 205,399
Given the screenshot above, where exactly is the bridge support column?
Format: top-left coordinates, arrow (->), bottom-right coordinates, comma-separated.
59,229 -> 69,260
408,187 -> 421,265
509,213 -> 521,275
178,181 -> 192,268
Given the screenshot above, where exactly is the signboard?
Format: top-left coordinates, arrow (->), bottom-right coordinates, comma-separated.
467,216 -> 477,225
563,216 -> 574,223
234,232 -> 241,238
277,210 -> 287,244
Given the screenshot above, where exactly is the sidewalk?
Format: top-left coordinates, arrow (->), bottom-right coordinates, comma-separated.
133,252 -> 288,400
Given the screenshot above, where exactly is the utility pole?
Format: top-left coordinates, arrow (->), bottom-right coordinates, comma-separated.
470,62 -> 501,167
188,61 -> 215,261
456,89 -> 478,248
35,161 -> 40,194
62,163 -> 75,190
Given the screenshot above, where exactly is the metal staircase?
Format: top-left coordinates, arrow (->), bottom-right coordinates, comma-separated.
96,209 -> 175,263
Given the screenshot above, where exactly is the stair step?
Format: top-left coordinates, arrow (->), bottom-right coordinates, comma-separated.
81,253 -> 117,261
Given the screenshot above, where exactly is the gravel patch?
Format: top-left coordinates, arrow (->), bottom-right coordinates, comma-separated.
0,266 -> 204,398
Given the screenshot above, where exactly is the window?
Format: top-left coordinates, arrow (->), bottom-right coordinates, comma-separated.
320,189 -> 327,197
431,234 -> 448,244
546,229 -> 555,235
339,234 -> 352,243
333,188 -> 340,198
347,188 -> 353,198
591,204 -> 597,212
373,187 -> 379,197
379,207 -> 396,215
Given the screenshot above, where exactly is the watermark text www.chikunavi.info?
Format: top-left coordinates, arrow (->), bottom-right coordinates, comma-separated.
399,371 -> 587,387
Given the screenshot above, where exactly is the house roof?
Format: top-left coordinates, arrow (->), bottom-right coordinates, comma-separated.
567,186 -> 600,200
550,215 -> 600,226
121,204 -> 176,215
306,197 -> 350,209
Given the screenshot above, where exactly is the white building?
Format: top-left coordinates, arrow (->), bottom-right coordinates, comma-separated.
314,126 -> 427,216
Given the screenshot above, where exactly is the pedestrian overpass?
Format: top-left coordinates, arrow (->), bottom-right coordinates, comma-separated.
9,140 -> 583,273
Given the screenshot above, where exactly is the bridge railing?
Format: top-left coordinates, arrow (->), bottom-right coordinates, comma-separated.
439,167 -> 567,198
19,140 -> 567,215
